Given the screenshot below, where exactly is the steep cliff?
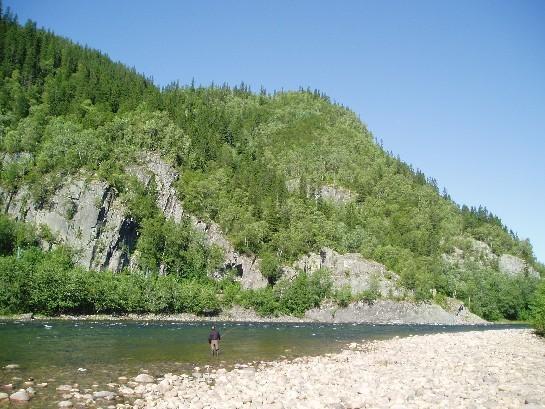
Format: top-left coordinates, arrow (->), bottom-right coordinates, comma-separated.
0,178 -> 136,271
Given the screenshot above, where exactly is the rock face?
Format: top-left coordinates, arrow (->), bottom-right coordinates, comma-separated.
1,179 -> 136,272
443,238 -> 539,279
286,179 -> 354,204
316,185 -> 354,204
498,254 -> 534,277
293,247 -> 400,297
128,153 -> 267,289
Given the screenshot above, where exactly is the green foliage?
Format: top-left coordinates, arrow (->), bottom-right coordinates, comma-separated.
240,287 -> 281,317
276,269 -> 332,316
530,281 -> 545,335
136,216 -> 219,278
333,284 -> 353,307
0,246 -> 222,316
260,252 -> 282,285
436,262 -> 539,321
0,213 -> 37,255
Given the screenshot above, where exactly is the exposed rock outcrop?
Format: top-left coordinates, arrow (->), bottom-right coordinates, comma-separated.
316,185 -> 354,204
1,179 -> 136,271
443,238 -> 539,278
292,247 -> 401,297
286,179 -> 354,204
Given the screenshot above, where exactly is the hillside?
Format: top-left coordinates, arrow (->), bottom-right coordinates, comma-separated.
0,11 -> 543,323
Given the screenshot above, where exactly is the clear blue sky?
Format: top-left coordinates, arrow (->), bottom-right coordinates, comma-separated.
6,0 -> 545,263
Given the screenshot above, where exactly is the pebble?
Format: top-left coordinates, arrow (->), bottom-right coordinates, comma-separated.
136,329 -> 545,409
58,401 -> 73,408
4,364 -> 20,369
0,393 -> 8,400
57,385 -> 73,392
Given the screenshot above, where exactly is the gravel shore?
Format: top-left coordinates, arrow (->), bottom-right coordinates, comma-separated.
132,329 -> 544,409
0,299 -> 487,325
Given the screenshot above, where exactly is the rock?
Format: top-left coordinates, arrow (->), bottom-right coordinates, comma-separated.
0,392 -> 8,400
93,390 -> 116,400
58,401 -> 73,408
2,384 -> 13,390
134,374 -> 154,383
25,387 -> 35,396
499,254 -> 539,278
293,247 -> 400,297
9,390 -> 30,402
157,379 -> 171,393
4,180 -> 136,272
4,364 -> 20,369
37,383 -> 48,388
57,385 -> 73,392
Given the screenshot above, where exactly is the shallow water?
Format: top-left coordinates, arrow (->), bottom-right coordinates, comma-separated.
0,320 -> 526,408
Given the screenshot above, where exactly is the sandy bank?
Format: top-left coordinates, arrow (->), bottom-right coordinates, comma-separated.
132,329 -> 544,409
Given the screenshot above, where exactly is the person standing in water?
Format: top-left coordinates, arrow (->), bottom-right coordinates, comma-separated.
208,325 -> 221,356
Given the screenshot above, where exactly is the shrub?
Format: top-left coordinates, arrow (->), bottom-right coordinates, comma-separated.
240,287 -> 280,317
175,280 -> 221,315
530,281 -> 545,335
276,269 -> 332,316
333,284 -> 352,307
260,252 -> 282,285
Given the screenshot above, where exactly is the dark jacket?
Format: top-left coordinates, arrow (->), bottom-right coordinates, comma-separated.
208,329 -> 221,342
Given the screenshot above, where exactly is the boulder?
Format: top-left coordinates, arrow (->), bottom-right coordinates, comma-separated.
9,390 -> 31,402
134,374 -> 154,383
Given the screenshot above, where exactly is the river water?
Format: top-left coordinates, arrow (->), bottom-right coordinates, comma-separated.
0,320 -> 526,408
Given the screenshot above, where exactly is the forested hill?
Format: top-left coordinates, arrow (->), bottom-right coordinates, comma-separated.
1,10 -> 543,323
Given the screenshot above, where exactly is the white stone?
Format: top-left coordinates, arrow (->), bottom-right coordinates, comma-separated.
135,373 -> 155,383
9,390 -> 30,402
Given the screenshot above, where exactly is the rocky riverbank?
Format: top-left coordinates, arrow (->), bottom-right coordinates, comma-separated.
0,298 -> 487,325
131,329 -> 544,409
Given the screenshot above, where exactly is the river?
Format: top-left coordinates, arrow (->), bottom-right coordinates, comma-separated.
0,320 -> 526,407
